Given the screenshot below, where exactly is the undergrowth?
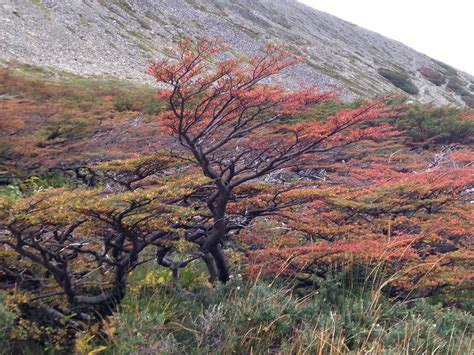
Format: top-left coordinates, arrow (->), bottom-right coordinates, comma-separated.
66,264 -> 473,354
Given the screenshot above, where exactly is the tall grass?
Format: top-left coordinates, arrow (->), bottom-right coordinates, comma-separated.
89,263 -> 474,354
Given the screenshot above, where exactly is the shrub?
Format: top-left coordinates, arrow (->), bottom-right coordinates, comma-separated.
112,94 -> 134,112
0,138 -> 13,162
37,113 -> 95,142
396,104 -> 474,145
433,60 -> 458,77
378,68 -> 419,95
141,97 -> 164,115
417,66 -> 446,86
0,293 -> 17,349
447,77 -> 469,94
461,94 -> 474,108
106,274 -> 474,354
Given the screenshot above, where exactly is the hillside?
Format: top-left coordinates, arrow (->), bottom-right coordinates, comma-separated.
1,0 -> 473,106
0,2 -> 473,354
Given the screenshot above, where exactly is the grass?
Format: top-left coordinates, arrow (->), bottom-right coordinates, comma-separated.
14,261 -> 460,354
80,264 -> 474,354
2,61 -> 155,95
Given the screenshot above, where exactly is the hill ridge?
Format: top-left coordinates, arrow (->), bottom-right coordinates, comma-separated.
0,0 -> 473,106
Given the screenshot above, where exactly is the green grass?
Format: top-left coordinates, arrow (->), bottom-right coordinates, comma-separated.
3,61 -> 155,96
72,264 -> 474,354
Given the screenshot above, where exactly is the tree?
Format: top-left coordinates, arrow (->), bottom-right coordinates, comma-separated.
147,37 -> 396,283
243,146 -> 474,298
0,156 -> 203,323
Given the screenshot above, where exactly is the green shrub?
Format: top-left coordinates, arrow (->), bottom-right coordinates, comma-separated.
37,113 -> 95,142
112,94 -> 134,112
0,293 -> 17,350
396,104 -> 474,145
434,60 -> 458,76
378,68 -> 419,95
141,97 -> 164,115
0,138 -> 13,161
447,79 -> 470,96
104,273 -> 474,354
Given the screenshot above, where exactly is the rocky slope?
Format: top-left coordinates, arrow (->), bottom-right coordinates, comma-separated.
1,0 -> 473,106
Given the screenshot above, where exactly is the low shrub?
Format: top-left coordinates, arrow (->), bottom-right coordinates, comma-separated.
112,94 -> 134,112
37,113 -> 95,142
396,103 -> 474,145
0,293 -> 17,350
141,97 -> 164,115
447,79 -> 470,97
103,272 -> 474,354
434,60 -> 458,76
417,66 -> 446,86
0,138 -> 13,162
462,94 -> 474,108
378,68 -> 419,95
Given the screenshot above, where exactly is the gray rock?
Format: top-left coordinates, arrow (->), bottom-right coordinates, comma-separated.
0,0 -> 472,105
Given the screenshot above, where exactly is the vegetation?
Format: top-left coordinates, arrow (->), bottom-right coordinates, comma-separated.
396,103 -> 474,145
112,93 -> 134,112
102,270 -> 473,354
0,39 -> 473,353
378,68 -> 419,95
418,66 -> 446,86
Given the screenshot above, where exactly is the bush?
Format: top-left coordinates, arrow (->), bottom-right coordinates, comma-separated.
396,104 -> 474,145
0,138 -> 13,162
105,273 -> 474,354
447,79 -> 470,97
141,97 -> 164,115
37,113 -> 95,142
418,66 -> 446,86
462,94 -> 474,108
0,292 -> 18,351
112,94 -> 134,112
378,68 -> 419,95
434,60 -> 458,76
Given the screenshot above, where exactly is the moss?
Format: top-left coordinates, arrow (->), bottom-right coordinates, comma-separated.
144,10 -> 168,27
127,31 -> 157,51
136,17 -> 151,31
113,0 -> 134,15
65,25 -> 76,33
228,20 -> 261,39
184,0 -> 208,12
79,14 -> 91,28
378,68 -> 419,95
31,0 -> 49,16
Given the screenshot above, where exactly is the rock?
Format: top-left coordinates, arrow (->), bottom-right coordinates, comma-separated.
0,0 -> 471,106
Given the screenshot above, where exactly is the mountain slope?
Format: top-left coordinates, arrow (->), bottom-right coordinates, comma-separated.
0,0 -> 473,106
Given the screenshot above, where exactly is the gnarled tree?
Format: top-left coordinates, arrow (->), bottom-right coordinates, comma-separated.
147,37 -> 396,282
